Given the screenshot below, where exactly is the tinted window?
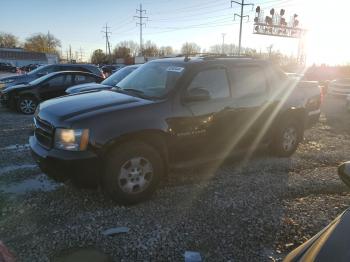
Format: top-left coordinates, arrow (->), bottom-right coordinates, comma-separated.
188,68 -> 230,99
102,66 -> 138,86
230,66 -> 267,98
74,74 -> 98,84
46,75 -> 72,87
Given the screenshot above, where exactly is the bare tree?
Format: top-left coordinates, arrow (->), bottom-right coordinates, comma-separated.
0,32 -> 19,48
181,42 -> 201,55
115,40 -> 139,57
158,46 -> 174,56
91,49 -> 107,65
24,33 -> 61,54
113,46 -> 131,59
143,40 -> 159,57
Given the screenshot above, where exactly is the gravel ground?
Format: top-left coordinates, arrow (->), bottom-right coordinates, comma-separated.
0,95 -> 349,261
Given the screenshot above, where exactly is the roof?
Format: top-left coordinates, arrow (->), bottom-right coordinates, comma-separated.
0,49 -> 47,61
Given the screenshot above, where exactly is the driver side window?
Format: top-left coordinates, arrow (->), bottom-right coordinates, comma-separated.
188,68 -> 230,99
46,75 -> 72,87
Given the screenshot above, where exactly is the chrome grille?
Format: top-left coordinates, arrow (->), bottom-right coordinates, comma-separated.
34,117 -> 54,149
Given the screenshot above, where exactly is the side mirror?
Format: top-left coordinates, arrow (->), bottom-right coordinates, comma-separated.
185,87 -> 210,102
338,162 -> 350,188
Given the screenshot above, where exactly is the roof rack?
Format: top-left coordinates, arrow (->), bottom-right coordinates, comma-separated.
179,53 -> 254,61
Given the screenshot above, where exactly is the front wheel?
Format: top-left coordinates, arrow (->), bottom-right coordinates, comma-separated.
103,142 -> 164,204
17,96 -> 37,114
269,119 -> 303,157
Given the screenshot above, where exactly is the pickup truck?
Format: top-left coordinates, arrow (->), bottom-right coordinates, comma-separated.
29,56 -> 322,204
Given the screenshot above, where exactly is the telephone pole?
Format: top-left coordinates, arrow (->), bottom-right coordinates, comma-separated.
134,4 -> 148,56
231,0 -> 254,55
221,33 -> 226,54
101,23 -> 112,62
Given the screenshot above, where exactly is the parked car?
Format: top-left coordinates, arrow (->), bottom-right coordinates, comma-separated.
66,64 -> 140,94
328,78 -> 350,96
19,64 -> 41,73
0,71 -> 103,114
0,62 -> 16,73
284,161 -> 350,262
30,56 -> 322,204
0,64 -> 104,89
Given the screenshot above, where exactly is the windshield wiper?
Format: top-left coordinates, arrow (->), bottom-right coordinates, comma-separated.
122,88 -> 145,95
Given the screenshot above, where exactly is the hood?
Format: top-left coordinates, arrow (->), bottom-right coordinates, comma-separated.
0,74 -> 31,88
2,83 -> 33,93
38,90 -> 150,124
65,83 -> 111,94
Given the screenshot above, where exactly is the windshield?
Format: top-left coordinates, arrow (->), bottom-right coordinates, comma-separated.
27,65 -> 48,76
116,62 -> 185,98
102,66 -> 138,86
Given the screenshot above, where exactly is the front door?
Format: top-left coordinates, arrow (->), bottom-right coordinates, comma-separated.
39,74 -> 73,100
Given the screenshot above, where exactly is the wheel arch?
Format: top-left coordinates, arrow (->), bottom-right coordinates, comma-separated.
102,129 -> 169,172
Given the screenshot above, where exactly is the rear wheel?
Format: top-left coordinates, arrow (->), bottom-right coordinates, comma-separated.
270,119 -> 303,157
103,142 -> 164,204
17,96 -> 37,114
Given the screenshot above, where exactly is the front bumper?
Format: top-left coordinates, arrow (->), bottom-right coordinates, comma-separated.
29,136 -> 101,185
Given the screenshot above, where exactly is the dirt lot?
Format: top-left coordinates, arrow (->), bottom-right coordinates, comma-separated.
0,95 -> 349,261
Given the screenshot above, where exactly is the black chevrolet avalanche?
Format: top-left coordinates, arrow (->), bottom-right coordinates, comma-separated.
30,56 -> 322,204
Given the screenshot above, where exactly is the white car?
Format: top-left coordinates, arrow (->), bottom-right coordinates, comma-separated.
328,78 -> 350,96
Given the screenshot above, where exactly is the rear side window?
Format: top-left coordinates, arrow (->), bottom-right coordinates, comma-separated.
188,68 -> 230,99
230,66 -> 267,98
74,74 -> 98,84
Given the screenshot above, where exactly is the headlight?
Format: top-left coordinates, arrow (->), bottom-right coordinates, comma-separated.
54,128 -> 89,151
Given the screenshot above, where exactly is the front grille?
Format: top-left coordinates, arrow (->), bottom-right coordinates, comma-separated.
34,117 -> 54,149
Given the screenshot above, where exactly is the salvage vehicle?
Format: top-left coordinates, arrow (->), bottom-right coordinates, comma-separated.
30,56 -> 322,204
0,71 -> 103,114
0,62 -> 16,73
328,78 -> 350,96
284,161 -> 350,262
65,64 -> 140,94
0,64 -> 104,89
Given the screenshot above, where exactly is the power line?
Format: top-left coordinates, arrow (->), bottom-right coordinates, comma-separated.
231,0 -> 254,55
134,4 -> 148,55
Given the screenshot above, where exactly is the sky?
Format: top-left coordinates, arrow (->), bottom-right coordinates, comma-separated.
0,0 -> 348,65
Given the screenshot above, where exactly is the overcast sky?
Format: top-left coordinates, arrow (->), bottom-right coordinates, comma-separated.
0,0 -> 347,65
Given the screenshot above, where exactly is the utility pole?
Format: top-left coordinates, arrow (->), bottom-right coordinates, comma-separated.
134,4 -> 148,56
101,23 -> 112,63
79,47 -> 84,62
221,33 -> 226,54
231,0 -> 254,55
69,44 -> 72,62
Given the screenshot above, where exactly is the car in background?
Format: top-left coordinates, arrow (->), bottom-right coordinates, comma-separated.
19,64 -> 41,73
284,162 -> 350,262
328,78 -> 350,96
66,64 -> 140,94
0,62 -> 17,73
0,64 -> 104,89
0,71 -> 103,114
101,64 -> 124,77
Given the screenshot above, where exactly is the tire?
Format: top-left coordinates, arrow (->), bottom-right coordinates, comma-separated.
103,142 -> 164,204
269,119 -> 303,157
17,96 -> 38,114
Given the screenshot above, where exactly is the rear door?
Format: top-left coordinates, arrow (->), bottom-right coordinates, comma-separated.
227,64 -> 271,150
39,74 -> 74,100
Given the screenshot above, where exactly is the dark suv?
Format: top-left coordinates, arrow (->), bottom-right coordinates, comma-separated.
0,64 -> 103,89
30,56 -> 321,204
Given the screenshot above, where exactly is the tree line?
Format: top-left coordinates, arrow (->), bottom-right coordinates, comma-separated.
0,32 -> 61,55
